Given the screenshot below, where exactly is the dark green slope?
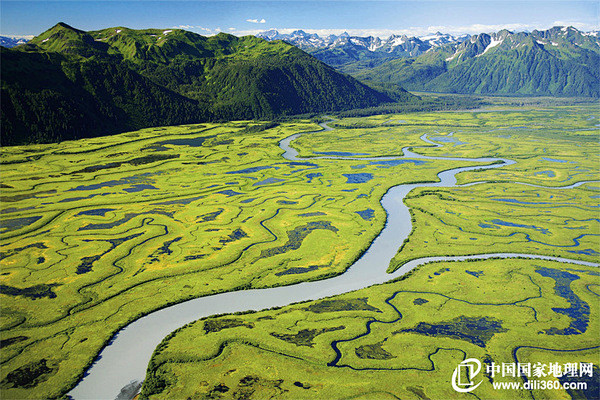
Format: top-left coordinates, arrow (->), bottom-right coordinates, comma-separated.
424,40 -> 600,97
352,27 -> 600,97
2,23 -> 396,145
1,47 -> 207,145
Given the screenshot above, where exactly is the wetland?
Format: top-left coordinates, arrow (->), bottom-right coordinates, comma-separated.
0,106 -> 598,399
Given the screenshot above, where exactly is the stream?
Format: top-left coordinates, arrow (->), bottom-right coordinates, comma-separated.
68,122 -> 599,399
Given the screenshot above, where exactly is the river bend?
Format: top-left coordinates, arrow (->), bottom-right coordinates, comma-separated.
68,121 -> 599,399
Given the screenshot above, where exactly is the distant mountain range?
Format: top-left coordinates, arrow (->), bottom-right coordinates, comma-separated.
3,24 -> 598,145
2,23 -> 400,145
258,26 -> 600,97
0,35 -> 31,48
257,30 -> 470,65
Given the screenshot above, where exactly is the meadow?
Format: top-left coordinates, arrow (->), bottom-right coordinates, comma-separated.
142,258 -> 599,400
0,118 -> 470,398
0,106 -> 598,399
140,105 -> 598,400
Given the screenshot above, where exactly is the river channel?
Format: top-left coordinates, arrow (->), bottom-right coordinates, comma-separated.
68,122 -> 599,399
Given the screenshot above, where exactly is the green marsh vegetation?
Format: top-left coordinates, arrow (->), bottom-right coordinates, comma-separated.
142,258 -> 599,399
138,105 -> 598,399
0,118 -> 472,398
0,105 -> 597,398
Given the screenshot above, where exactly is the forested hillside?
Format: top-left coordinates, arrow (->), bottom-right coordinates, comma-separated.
1,23 -> 401,145
353,27 -> 600,97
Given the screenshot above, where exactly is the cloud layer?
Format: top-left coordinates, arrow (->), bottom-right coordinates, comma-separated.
175,21 -> 599,38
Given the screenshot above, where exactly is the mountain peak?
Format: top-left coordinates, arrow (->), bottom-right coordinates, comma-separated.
49,22 -> 85,34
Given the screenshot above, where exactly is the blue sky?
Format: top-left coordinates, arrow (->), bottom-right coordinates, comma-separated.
1,1 -> 598,37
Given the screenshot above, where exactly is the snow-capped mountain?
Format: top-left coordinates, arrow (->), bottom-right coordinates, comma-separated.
0,35 -> 31,48
354,26 -> 600,97
256,30 -> 470,64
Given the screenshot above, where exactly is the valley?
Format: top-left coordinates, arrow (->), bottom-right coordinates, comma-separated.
0,106 -> 597,399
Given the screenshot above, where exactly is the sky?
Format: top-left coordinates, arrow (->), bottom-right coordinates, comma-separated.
1,0 -> 598,38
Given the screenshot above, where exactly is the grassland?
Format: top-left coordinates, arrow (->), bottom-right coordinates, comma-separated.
139,105 -> 598,399
0,118 -> 473,398
0,105 -> 597,399
142,258 -> 599,399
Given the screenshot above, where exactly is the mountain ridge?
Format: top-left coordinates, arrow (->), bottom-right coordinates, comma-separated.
356,26 -> 600,97
257,26 -> 600,98
2,23 -> 401,145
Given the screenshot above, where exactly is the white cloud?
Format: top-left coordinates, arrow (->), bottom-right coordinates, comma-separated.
552,21 -> 599,31
173,21 -> 599,39
174,25 -> 213,32
246,18 -> 266,24
238,22 -> 599,39
1,34 -> 34,39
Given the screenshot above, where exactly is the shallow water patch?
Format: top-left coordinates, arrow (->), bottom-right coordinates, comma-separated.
343,173 -> 373,184
217,190 -> 243,197
356,209 -> 375,221
0,283 -> 60,299
541,157 -> 574,163
123,184 -> 158,193
253,178 -> 285,186
156,136 -> 215,147
368,159 -> 426,168
534,170 -> 556,178
306,173 -> 322,183
395,316 -> 507,347
151,196 -> 204,206
76,208 -> 116,217
298,212 -> 326,217
489,219 -> 550,234
220,229 -> 248,244
465,270 -> 484,278
0,242 -> 47,261
314,151 -> 368,156
259,221 -> 338,258
226,166 -> 275,174
69,173 -> 158,192
535,267 -> 589,335
305,298 -> 381,313
0,216 -> 42,233
198,209 -> 224,222
275,264 -> 322,276
271,326 -> 344,347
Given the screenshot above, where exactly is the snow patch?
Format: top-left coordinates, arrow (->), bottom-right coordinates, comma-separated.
368,42 -> 382,51
478,38 -> 503,56
390,37 -> 406,47
445,51 -> 460,61
350,38 -> 365,47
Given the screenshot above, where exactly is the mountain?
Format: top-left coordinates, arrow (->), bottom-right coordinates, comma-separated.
256,30 -> 470,67
259,27 -> 600,98
353,27 -> 600,97
2,23 -> 398,145
0,35 -> 31,48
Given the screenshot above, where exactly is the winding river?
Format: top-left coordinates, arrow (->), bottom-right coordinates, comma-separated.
68,122 -> 599,399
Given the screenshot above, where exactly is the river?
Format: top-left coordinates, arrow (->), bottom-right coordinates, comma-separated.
68,122 -> 599,399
